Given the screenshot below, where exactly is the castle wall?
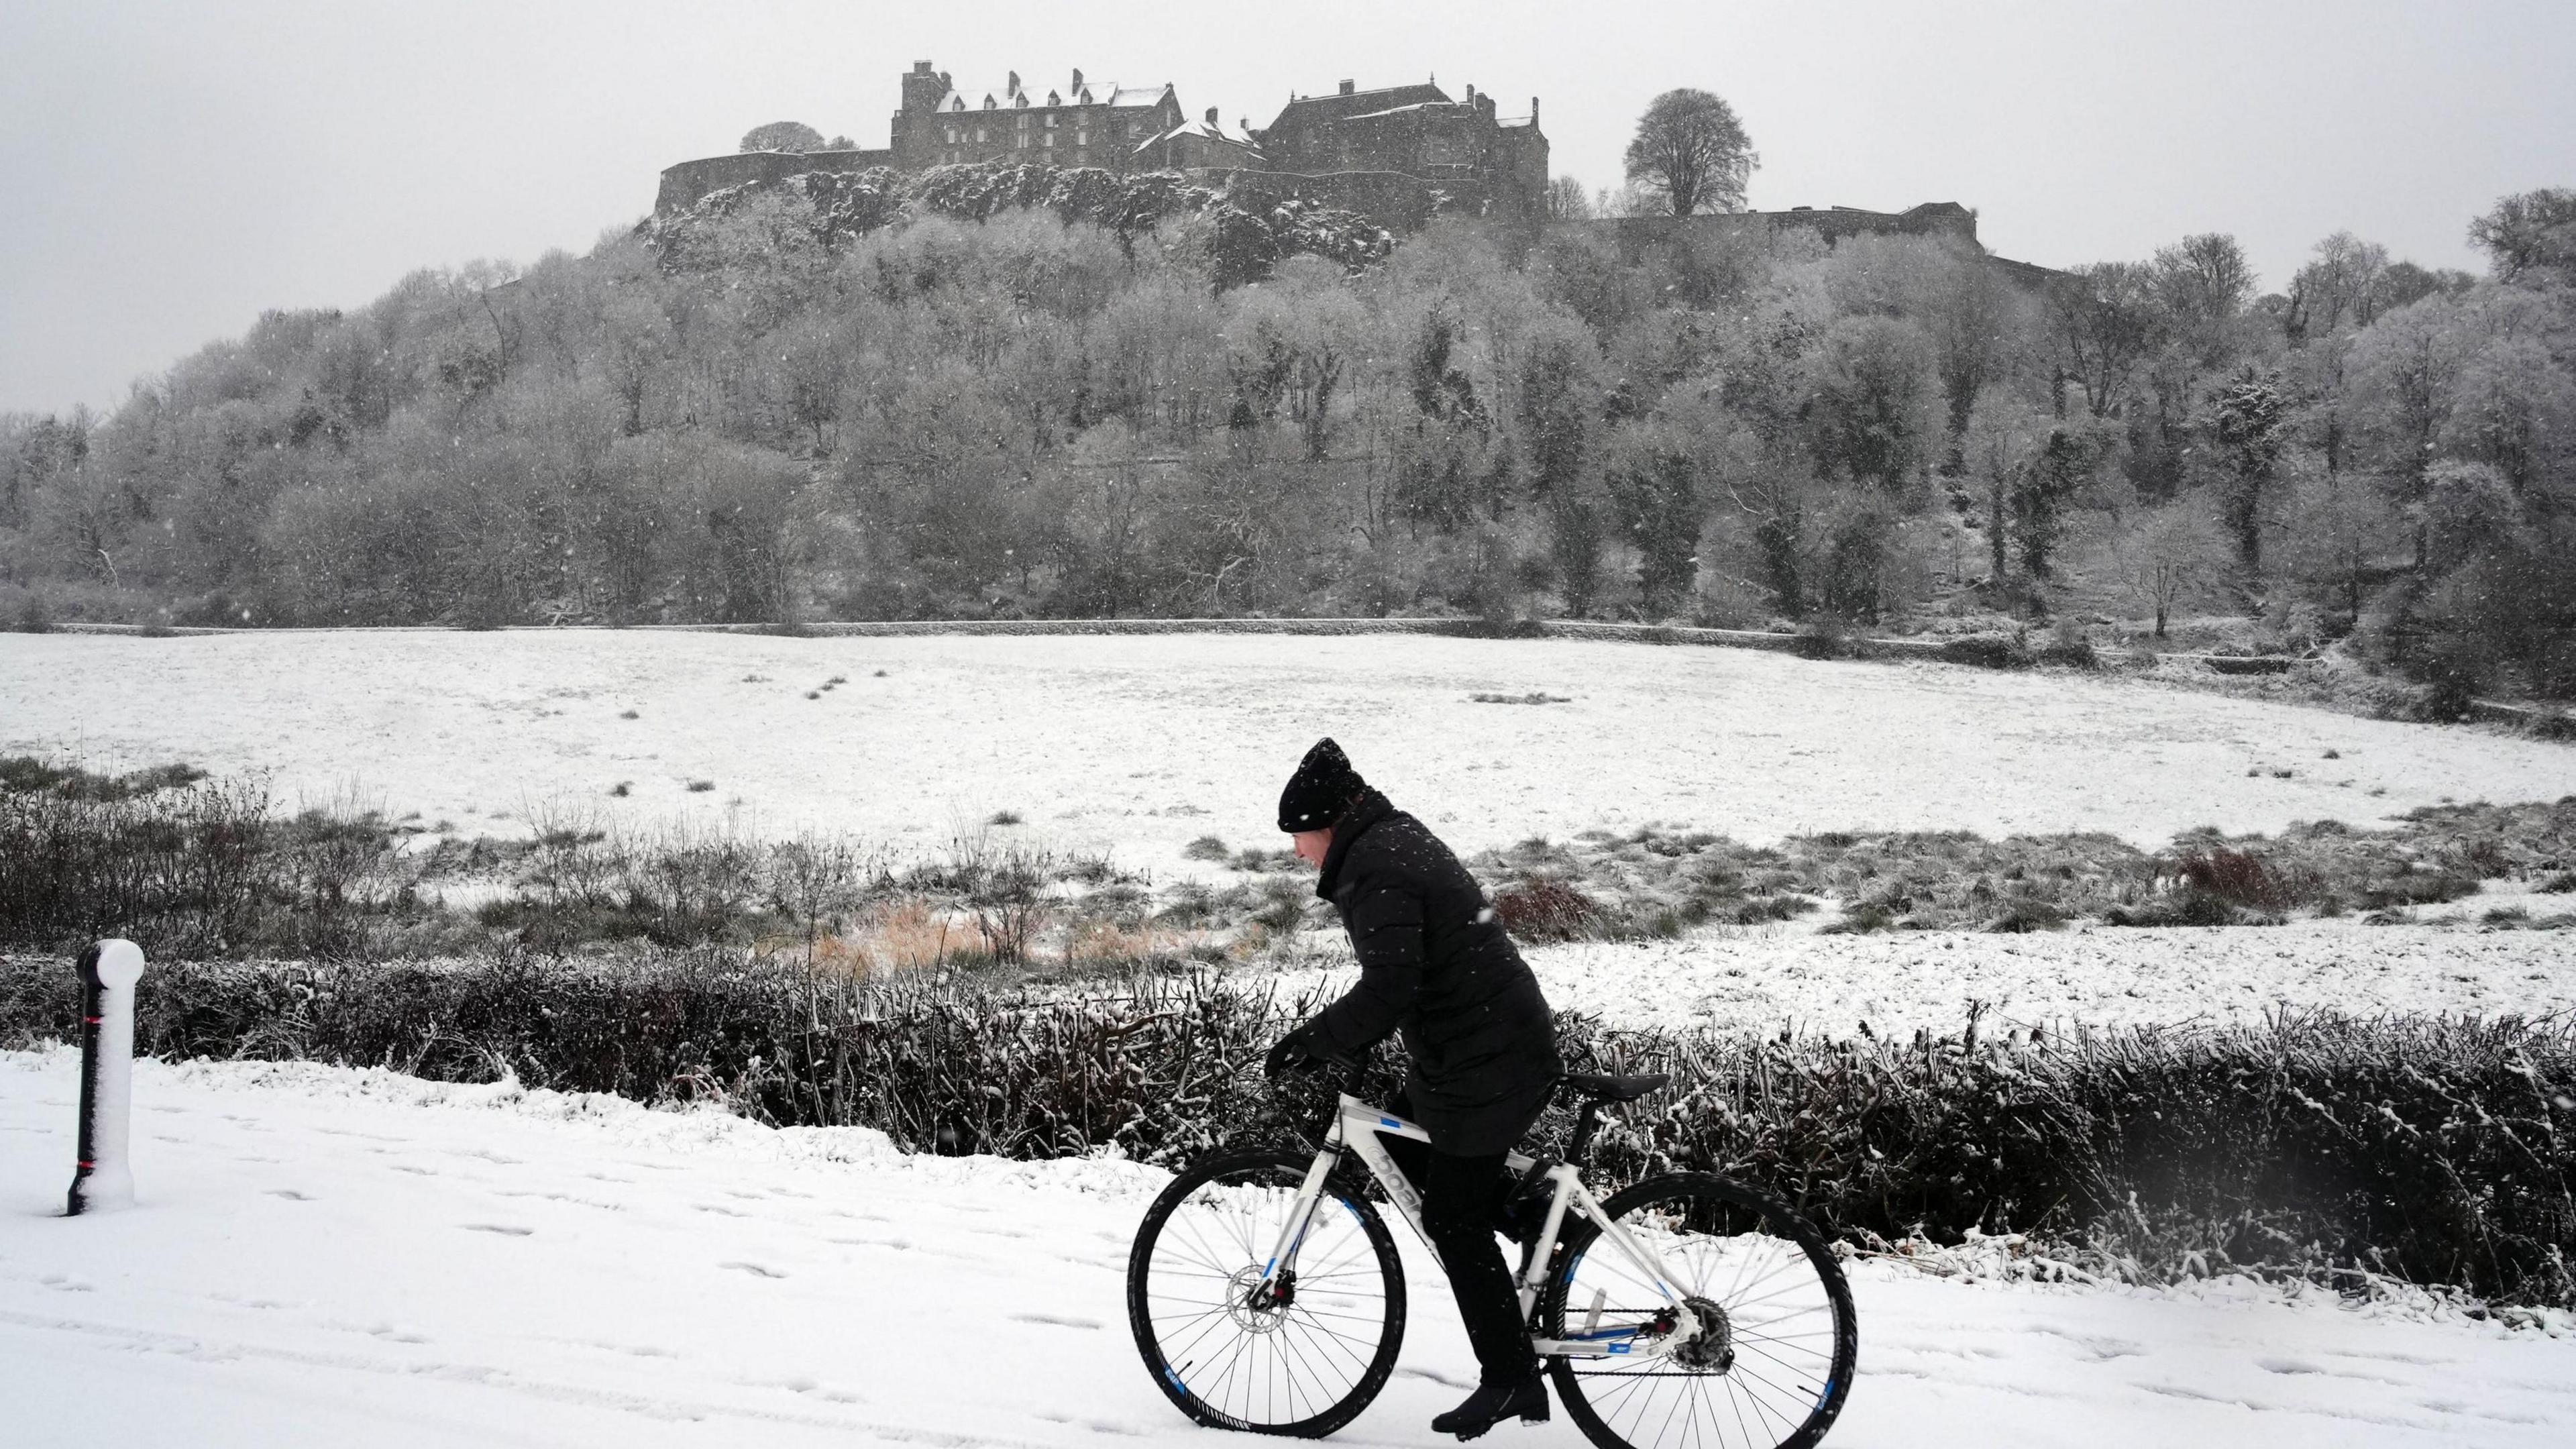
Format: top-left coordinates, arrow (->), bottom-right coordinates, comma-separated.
1573,204 -> 1981,263
656,149 -> 893,213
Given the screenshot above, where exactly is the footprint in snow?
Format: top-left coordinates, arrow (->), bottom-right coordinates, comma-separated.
1037,1415 -> 1145,1436
1399,1366 -> 1472,1390
460,1222 -> 535,1236
1010,1312 -> 1104,1330
265,1188 -> 314,1201
720,1260 -> 788,1279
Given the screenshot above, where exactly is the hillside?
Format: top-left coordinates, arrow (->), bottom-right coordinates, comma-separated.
3,169 -> 2570,704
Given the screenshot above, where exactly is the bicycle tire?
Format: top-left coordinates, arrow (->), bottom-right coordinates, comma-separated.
1539,1173 -> 1856,1449
1128,1146 -> 1407,1437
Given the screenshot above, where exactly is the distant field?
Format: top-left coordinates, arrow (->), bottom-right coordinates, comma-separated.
5,630 -> 2569,868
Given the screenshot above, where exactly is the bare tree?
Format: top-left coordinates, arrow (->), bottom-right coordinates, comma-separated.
1546,175 -> 1593,221
2050,262 -> 2159,419
1623,89 -> 1757,217
2110,502 -> 2226,637
2467,188 -> 2576,284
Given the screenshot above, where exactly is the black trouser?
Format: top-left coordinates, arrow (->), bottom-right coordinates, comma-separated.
1379,1128 -> 1534,1386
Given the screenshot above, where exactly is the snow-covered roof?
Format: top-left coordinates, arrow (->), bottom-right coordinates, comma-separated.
934,75 -> 1171,112
1133,113 -> 1260,155
1336,101 -> 1470,122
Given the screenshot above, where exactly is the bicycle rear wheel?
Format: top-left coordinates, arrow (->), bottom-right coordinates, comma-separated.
1128,1147 -> 1406,1437
1540,1173 -> 1856,1449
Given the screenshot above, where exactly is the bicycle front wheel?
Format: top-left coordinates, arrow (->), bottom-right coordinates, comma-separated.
1127,1147 -> 1406,1437
1540,1173 -> 1856,1449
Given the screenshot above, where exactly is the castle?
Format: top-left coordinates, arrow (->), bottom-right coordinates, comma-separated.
651,58 -> 2045,280
655,59 -> 1550,221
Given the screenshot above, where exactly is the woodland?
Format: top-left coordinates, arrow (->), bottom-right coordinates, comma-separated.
3,164 -> 2571,702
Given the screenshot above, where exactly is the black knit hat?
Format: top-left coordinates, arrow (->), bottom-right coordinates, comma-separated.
1277,737 -> 1367,833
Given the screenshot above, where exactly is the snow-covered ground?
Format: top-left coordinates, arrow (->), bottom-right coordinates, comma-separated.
6,631 -> 2569,868
5,1048 -> 2571,1449
1492,916 -> 2576,1035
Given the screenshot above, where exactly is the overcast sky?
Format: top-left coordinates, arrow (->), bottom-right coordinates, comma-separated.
3,0 -> 2570,416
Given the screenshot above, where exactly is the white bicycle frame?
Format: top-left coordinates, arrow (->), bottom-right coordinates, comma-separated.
1250,1093 -> 1703,1361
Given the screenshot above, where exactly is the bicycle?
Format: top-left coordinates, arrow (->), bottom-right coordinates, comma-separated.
1126,1063 -> 1858,1448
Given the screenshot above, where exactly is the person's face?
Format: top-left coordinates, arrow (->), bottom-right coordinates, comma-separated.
1291,827 -> 1334,869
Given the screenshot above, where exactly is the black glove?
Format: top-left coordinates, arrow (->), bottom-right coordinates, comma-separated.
1264,1026 -> 1326,1080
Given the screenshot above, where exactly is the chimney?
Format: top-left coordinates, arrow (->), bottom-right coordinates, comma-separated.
912,60 -> 932,74
1072,67 -> 1083,91
1532,97 -> 1540,125
1338,79 -> 1354,95
1008,70 -> 1021,94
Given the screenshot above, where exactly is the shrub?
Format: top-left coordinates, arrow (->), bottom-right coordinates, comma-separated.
1491,878 -> 1605,941
1936,635 -> 2029,669
2174,847 -> 2297,909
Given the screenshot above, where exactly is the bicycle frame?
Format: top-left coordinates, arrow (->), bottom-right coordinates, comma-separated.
1251,1093 -> 1704,1362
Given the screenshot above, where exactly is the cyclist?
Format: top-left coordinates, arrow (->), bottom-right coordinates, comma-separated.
1264,737 -> 1565,1440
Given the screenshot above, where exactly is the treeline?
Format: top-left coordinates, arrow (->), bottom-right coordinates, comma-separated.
3,166 -> 2571,698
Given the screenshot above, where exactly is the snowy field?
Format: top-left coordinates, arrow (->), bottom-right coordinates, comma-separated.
1501,916 -> 2576,1034
7,631 -> 2571,869
5,1049 -> 2573,1449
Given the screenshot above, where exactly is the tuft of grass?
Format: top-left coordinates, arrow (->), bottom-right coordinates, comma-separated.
0,756 -> 207,801
1491,879 -> 1606,942
1470,692 -> 1572,705
1181,836 -> 1230,862
987,810 -> 1023,826
608,782 -> 631,798
619,709 -> 639,720
686,780 -> 715,793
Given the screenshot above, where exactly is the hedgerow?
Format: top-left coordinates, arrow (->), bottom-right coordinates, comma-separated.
3,951 -> 2569,1309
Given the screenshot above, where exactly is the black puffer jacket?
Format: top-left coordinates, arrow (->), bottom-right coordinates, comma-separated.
1301,791 -> 1563,1155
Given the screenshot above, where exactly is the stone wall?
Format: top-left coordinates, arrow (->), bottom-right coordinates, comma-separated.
656,149 -> 894,213
1576,203 -> 1980,262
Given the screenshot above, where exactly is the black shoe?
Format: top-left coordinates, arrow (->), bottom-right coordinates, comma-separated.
1431,1374 -> 1550,1440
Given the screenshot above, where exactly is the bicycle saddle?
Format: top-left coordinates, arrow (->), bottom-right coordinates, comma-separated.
1560,1071 -> 1668,1103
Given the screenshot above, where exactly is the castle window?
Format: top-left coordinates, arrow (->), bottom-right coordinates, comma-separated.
1126,120 -> 1140,138
1076,129 -> 1088,146
1016,133 -> 1028,149
975,127 -> 987,143
1018,113 -> 1030,129
1042,131 -> 1055,148
1045,113 -> 1058,128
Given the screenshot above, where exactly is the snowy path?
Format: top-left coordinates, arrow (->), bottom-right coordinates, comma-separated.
4,1049 -> 2571,1448
7,631 -> 2570,865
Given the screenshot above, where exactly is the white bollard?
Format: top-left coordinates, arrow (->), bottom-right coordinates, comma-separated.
66,939 -> 147,1216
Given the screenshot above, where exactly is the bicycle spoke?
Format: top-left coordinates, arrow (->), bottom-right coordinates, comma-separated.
1132,1155 -> 1406,1434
